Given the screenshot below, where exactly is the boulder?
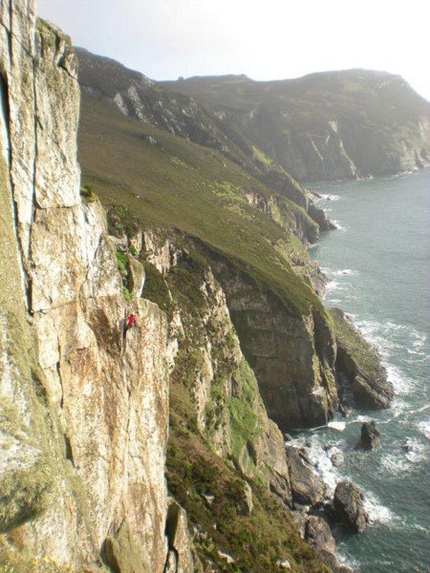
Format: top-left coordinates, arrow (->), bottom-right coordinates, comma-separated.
285,446 -> 326,508
359,420 -> 381,449
305,515 -> 355,572
238,482 -> 254,516
305,515 -> 337,568
332,481 -> 368,533
165,499 -> 195,573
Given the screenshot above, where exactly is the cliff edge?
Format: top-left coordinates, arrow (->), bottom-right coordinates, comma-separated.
1,4 -> 175,571
0,3 -> 393,572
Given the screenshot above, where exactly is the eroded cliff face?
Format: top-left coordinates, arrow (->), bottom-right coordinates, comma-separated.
140,230 -> 292,494
194,249 -> 339,431
161,71 -> 430,182
0,5 -> 180,571
0,7 -> 320,570
0,3 -> 394,572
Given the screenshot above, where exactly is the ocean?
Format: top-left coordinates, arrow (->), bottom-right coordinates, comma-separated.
304,169 -> 430,572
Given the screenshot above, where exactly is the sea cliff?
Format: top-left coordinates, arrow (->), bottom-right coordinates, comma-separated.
0,3 -> 393,572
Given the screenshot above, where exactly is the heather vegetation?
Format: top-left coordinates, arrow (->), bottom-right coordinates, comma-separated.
79,94 -> 322,318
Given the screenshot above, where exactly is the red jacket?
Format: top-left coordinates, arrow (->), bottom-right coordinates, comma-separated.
126,314 -> 137,328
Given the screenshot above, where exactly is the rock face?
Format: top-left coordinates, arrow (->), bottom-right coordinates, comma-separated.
202,249 -> 340,431
332,481 -> 368,533
359,420 -> 381,449
285,447 -> 326,507
330,308 -> 394,409
0,3 -> 396,571
0,5 -> 185,572
136,231 -> 293,500
305,516 -> 337,568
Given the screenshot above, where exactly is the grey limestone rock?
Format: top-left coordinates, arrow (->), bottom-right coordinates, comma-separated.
332,481 -> 368,533
285,446 -> 326,508
305,515 -> 337,569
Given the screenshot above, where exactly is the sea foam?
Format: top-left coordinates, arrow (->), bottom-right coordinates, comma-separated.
327,420 -> 347,431
417,420 -> 430,441
363,491 -> 395,525
331,268 -> 360,277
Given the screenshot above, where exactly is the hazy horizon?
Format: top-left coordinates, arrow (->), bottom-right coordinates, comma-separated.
37,0 -> 429,102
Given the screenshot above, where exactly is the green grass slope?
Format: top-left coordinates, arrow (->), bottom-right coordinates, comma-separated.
78,93 -> 322,317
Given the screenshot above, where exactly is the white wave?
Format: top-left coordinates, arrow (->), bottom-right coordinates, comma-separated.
410,331 -> 429,355
386,365 -> 414,395
331,268 -> 359,277
325,280 -> 340,293
380,437 -> 428,476
318,194 -> 341,202
335,547 -> 361,572
326,445 -> 345,467
363,491 -> 395,525
417,420 -> 430,441
405,449 -> 427,464
327,420 -> 346,431
347,317 -> 416,394
381,453 -> 411,474
356,415 -> 372,423
409,404 -> 430,416
390,397 -> 410,417
287,434 -> 345,494
304,437 -> 344,494
330,219 -> 345,230
356,320 -> 429,364
402,438 -> 428,463
406,522 -> 430,534
328,282 -> 350,293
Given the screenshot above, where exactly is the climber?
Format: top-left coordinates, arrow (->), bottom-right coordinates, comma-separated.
125,313 -> 137,333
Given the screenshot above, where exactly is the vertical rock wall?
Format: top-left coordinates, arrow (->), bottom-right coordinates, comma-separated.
0,3 -> 180,571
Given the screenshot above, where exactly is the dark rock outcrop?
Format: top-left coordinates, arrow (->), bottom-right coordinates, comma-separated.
359,420 -> 381,449
330,308 -> 394,409
200,248 -> 340,431
331,481 -> 368,533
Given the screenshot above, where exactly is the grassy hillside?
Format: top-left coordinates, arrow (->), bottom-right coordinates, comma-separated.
77,92 -> 337,572
78,93 -> 322,316
161,70 -> 430,180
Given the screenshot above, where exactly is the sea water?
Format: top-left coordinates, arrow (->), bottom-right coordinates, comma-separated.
304,169 -> 430,572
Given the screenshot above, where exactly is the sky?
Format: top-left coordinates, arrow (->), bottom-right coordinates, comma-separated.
37,0 -> 429,102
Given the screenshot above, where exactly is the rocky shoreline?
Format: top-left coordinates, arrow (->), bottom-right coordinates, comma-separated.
284,418 -> 383,573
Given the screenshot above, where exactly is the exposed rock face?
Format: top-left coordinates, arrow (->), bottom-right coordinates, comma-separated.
305,516 -> 337,568
359,420 -> 381,449
200,249 -> 339,431
330,308 -> 394,409
332,481 -> 368,533
0,3 -> 396,571
164,499 -> 195,573
135,231 -> 293,501
285,447 -> 326,508
0,5 -> 178,571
